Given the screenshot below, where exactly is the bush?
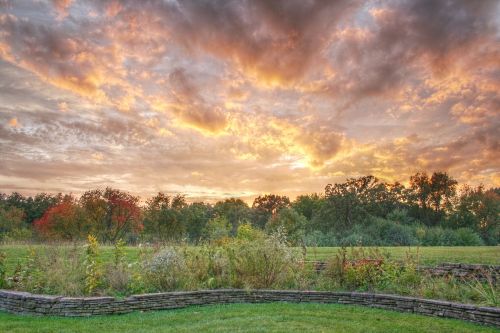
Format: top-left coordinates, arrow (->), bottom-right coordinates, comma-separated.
203,216 -> 231,242
420,227 -> 483,246
226,231 -> 302,289
455,228 -> 484,246
85,235 -> 102,295
236,223 -> 265,242
319,247 -> 421,293
144,247 -> 188,291
8,246 -> 85,296
365,218 -> 418,246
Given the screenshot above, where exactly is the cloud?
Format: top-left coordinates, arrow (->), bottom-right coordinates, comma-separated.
51,0 -> 72,19
0,14 -> 109,98
0,0 -> 498,200
88,0 -> 361,87
320,0 -> 499,102
7,117 -> 19,128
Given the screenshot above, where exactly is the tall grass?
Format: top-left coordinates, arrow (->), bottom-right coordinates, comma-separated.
0,236 -> 497,306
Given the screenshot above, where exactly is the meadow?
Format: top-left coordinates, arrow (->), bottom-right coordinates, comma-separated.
0,244 -> 498,273
0,303 -> 497,333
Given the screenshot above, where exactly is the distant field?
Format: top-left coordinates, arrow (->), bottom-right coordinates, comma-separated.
305,246 -> 500,265
0,303 -> 496,333
0,244 -> 498,274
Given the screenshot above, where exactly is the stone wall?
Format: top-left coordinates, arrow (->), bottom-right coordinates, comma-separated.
420,263 -> 499,282
0,289 -> 498,327
309,261 -> 499,282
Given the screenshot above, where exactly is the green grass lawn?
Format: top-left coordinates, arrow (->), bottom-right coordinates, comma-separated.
0,244 -> 498,274
0,303 -> 497,333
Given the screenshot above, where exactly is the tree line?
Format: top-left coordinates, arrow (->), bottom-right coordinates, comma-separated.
0,171 -> 498,246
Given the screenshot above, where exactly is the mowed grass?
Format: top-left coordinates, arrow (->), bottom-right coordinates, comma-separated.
305,246 -> 500,265
0,303 -> 497,333
0,244 -> 498,274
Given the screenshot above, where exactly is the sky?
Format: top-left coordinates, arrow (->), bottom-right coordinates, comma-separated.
0,0 -> 499,202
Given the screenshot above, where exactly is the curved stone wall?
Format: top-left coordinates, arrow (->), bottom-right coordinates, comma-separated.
0,289 -> 498,327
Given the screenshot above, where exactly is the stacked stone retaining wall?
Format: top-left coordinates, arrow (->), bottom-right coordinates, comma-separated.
0,289 -> 498,327
421,263 -> 499,282
309,261 -> 499,282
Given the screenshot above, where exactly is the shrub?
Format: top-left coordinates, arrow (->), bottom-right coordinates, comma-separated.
84,235 -> 102,295
8,246 -> 85,296
113,238 -> 126,267
236,223 -> 265,242
203,216 -> 231,242
455,228 -> 484,246
365,218 -> 418,246
226,231 -> 302,289
421,227 -> 483,246
144,247 -> 188,290
466,273 -> 499,307
319,247 -> 421,293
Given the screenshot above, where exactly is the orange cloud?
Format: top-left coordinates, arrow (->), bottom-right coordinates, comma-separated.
8,117 -> 20,128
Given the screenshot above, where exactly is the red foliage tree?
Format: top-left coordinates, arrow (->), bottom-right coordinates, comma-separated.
33,195 -> 84,240
103,188 -> 143,242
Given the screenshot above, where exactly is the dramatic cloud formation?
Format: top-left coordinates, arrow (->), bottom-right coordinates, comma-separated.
0,0 -> 498,200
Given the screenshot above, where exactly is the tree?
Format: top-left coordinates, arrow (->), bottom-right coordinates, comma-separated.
266,208 -> 307,246
321,176 -> 377,233
429,172 -> 458,213
143,193 -> 186,242
292,193 -> 323,223
409,171 -> 457,225
181,202 -> 214,243
252,194 -> 290,229
103,188 -> 142,242
1,192 -> 61,225
80,188 -> 142,242
203,216 -> 231,242
214,198 -> 251,235
79,189 -> 107,236
0,204 -> 26,240
33,195 -> 86,240
447,185 -> 499,244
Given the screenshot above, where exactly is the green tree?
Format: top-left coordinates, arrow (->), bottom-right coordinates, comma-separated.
143,193 -> 186,242
214,198 -> 251,235
266,208 -> 307,246
181,202 -> 214,243
409,171 -> 457,225
203,216 -> 231,241
252,194 -> 290,229
0,204 -> 26,240
292,193 -> 323,225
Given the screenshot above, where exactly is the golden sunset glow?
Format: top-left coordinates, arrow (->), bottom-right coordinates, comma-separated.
0,0 -> 498,201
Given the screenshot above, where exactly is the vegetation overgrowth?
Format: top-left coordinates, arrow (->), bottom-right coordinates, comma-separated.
0,231 -> 498,307
0,172 -> 498,246
1,303 -> 496,333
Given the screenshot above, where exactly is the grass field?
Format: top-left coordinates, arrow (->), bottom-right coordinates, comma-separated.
0,244 -> 498,274
0,303 -> 496,333
305,246 -> 500,265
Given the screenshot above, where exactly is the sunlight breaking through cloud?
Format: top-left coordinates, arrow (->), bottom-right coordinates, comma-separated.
0,0 -> 498,200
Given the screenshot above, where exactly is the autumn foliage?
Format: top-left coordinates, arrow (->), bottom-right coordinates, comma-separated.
34,196 -> 82,240
33,189 -> 142,242
2,172 -> 499,245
